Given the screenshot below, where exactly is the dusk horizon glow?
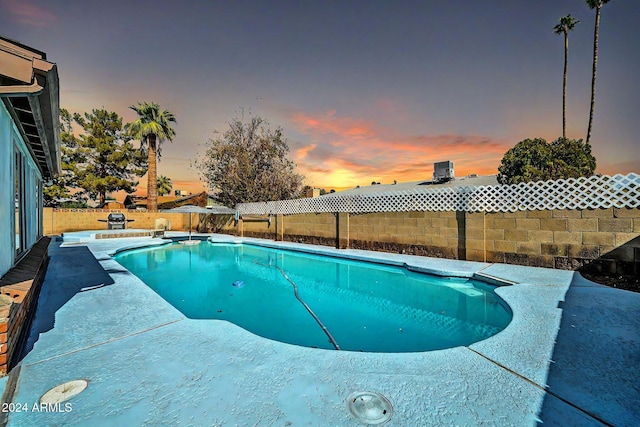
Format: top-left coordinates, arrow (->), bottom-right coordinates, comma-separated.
2,0 -> 638,200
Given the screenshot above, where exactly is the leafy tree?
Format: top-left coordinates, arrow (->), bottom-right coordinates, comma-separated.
60,200 -> 88,208
585,0 -> 611,143
549,137 -> 597,179
497,137 -> 596,184
497,138 -> 551,184
73,109 -> 148,205
127,102 -> 177,211
43,182 -> 72,207
196,114 -> 304,207
157,175 -> 173,196
554,14 -> 579,139
44,109 -> 84,207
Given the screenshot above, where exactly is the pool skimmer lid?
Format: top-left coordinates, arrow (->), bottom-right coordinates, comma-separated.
347,391 -> 393,425
40,380 -> 88,404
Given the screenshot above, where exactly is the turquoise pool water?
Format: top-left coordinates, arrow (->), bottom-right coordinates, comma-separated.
114,243 -> 512,352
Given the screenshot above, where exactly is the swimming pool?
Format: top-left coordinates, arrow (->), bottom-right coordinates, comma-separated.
114,242 -> 512,352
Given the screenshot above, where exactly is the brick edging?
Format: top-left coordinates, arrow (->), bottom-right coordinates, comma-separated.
0,237 -> 51,375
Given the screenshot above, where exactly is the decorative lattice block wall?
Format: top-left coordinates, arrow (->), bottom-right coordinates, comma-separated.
237,174 -> 640,215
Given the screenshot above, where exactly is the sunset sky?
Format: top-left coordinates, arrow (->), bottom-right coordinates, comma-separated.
2,0 -> 638,197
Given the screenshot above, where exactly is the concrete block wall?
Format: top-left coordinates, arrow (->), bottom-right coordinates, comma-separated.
286,213 -> 336,241
479,208 -> 640,271
229,208 -> 640,270
235,216 -> 276,239
233,214 -> 337,245
42,207 -> 640,272
349,211 -> 460,257
43,208 -> 189,235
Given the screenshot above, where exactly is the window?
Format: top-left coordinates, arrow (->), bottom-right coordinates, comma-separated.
14,147 -> 27,259
36,179 -> 42,237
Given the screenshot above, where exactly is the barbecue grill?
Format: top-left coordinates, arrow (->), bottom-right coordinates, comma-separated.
107,213 -> 127,229
97,213 -> 135,229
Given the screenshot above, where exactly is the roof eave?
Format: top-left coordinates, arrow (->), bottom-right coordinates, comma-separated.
0,47 -> 60,178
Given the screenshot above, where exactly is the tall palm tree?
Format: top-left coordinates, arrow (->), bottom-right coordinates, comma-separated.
127,102 -> 176,211
554,14 -> 579,140
157,175 -> 173,196
585,0 -> 611,144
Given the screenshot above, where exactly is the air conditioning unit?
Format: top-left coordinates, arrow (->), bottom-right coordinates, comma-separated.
433,161 -> 454,183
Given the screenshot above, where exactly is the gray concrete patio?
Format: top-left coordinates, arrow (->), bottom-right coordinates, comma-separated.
2,234 -> 638,426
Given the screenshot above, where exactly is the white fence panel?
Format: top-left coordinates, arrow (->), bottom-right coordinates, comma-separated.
237,173 -> 640,215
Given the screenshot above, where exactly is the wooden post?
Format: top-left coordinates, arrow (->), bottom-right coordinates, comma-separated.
275,214 -> 284,241
236,217 -> 243,237
336,212 -> 349,249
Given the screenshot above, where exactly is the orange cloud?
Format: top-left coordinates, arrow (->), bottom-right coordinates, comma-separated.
291,110 -> 376,140
293,144 -> 317,161
2,0 -> 56,27
289,110 -> 512,189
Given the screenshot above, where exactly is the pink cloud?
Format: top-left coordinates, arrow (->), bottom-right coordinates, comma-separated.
293,144 -> 316,162
291,110 -> 377,140
3,0 -> 57,27
307,166 -> 331,173
289,109 -> 512,188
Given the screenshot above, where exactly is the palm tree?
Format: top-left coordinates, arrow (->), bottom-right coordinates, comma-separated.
585,0 -> 611,144
127,102 -> 176,211
554,14 -> 579,140
157,175 -> 173,196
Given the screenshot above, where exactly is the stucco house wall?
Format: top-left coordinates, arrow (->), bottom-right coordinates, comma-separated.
0,37 -> 60,373
0,38 -> 59,278
0,102 -> 43,277
0,102 -> 14,278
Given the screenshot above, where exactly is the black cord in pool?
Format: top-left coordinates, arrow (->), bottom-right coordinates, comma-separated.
253,259 -> 341,350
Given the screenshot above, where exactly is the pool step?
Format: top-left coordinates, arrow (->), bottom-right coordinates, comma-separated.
473,271 -> 517,287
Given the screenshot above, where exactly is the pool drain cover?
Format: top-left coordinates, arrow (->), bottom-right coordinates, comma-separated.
40,380 -> 88,404
347,391 -> 393,425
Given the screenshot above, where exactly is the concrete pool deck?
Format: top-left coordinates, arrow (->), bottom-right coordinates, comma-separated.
2,233 -> 639,425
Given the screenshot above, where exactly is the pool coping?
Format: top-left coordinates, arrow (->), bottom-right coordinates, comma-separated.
4,232 -> 638,425
62,228 -> 163,242
115,236 -> 514,352
205,234 -> 514,283
199,235 -> 575,389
